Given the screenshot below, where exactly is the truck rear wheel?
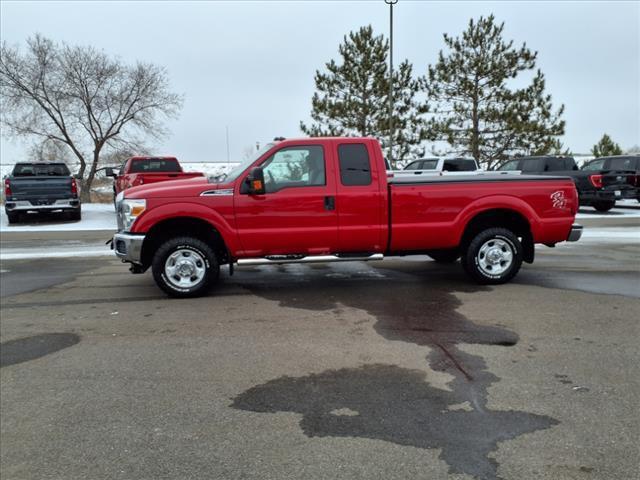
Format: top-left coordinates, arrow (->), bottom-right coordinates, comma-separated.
152,236 -> 219,298
592,200 -> 615,212
461,228 -> 523,284
69,208 -> 82,221
6,211 -> 20,224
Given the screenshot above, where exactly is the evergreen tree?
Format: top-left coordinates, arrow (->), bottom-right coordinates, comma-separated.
425,15 -> 565,169
591,133 -> 622,157
535,138 -> 571,156
300,26 -> 427,164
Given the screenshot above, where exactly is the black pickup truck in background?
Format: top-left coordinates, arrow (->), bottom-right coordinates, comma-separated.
3,162 -> 81,224
582,155 -> 640,203
497,156 -> 637,212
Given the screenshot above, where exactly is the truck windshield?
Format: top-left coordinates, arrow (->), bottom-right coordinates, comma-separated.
129,158 -> 181,173
13,163 -> 70,176
222,143 -> 275,182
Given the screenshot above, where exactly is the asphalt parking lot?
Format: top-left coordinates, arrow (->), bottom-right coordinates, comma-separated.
1,219 -> 639,480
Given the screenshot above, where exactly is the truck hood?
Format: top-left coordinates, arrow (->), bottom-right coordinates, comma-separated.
124,176 -> 226,199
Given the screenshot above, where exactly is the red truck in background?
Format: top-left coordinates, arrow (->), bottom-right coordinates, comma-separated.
105,156 -> 204,201
112,137 -> 582,298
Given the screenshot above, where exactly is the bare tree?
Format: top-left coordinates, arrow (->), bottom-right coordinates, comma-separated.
27,138 -> 73,164
0,35 -> 183,201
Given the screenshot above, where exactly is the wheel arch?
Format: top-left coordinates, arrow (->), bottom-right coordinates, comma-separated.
460,208 -> 535,263
140,216 -> 231,270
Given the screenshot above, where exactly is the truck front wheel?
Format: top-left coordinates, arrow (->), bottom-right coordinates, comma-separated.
461,228 -> 523,284
152,237 -> 219,298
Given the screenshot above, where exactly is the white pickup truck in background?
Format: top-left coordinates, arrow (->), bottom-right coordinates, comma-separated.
390,157 -> 482,177
402,157 -> 480,173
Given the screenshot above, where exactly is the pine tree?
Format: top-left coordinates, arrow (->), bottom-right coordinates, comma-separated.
425,15 -> 565,169
591,134 -> 623,157
536,138 -> 571,156
300,26 -> 427,164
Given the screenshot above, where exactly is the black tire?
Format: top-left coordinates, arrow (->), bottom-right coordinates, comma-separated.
6,211 -> 20,224
592,200 -> 615,212
152,236 -> 219,298
461,227 -> 523,285
427,249 -> 460,263
69,208 -> 82,221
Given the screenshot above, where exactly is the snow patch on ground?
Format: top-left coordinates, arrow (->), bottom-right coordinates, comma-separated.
580,228 -> 640,242
1,203 -> 116,232
181,162 -> 240,177
0,246 -> 111,260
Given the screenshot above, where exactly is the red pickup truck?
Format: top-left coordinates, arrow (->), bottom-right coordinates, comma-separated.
106,156 -> 204,199
112,137 -> 582,297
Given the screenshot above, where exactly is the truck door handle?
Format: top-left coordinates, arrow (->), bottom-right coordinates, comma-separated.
324,195 -> 335,211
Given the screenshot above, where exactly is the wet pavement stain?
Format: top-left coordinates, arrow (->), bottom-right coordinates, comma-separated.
0,333 -> 80,367
232,364 -> 558,480
232,261 -> 559,479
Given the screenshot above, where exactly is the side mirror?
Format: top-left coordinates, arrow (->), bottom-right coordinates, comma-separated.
246,167 -> 266,195
73,173 -> 82,180
104,167 -> 117,178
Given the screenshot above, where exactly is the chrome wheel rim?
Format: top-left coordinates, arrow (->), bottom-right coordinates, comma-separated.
164,249 -> 206,288
477,238 -> 513,276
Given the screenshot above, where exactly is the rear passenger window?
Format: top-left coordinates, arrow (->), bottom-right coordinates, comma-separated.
338,144 -> 372,186
544,158 -> 565,171
443,159 -> 476,172
521,159 -> 544,172
497,160 -> 520,171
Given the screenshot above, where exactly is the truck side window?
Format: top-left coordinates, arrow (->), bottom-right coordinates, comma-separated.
338,144 -> 372,186
443,159 -> 476,172
544,157 -> 565,171
261,145 -> 325,193
582,158 -> 605,171
497,159 -> 520,171
521,159 -> 544,172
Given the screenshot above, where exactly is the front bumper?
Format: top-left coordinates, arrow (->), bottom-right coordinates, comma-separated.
5,199 -> 80,212
567,224 -> 583,242
113,232 -> 145,264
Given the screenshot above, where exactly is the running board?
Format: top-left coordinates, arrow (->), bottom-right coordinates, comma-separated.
237,253 -> 384,266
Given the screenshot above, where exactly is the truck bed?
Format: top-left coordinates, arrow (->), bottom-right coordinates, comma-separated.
388,173 -> 577,252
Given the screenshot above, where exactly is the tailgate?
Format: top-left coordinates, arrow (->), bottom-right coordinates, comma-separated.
600,170 -> 636,188
8,176 -> 73,200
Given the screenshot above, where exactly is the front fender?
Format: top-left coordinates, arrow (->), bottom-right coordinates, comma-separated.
131,201 -> 240,253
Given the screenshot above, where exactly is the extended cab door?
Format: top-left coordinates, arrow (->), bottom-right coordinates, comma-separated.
334,140 -> 386,253
233,143 -> 338,257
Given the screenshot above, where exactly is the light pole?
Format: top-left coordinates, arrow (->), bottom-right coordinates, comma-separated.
385,0 -> 398,168
225,125 -> 230,167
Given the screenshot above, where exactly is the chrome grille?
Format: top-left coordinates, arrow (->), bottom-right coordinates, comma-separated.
116,201 -> 125,232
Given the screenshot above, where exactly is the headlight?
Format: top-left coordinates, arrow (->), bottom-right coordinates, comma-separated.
121,198 -> 146,230
115,191 -> 124,204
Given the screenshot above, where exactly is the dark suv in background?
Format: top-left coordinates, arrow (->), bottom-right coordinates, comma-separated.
497,156 -> 637,212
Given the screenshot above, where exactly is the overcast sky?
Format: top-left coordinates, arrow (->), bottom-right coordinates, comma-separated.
1,0 -> 638,163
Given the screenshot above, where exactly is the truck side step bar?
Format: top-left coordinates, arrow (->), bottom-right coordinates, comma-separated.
237,253 -> 384,266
